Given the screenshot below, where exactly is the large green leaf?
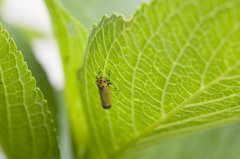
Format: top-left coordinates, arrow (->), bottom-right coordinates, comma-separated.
79,0 -> 240,158
0,24 -> 60,158
0,18 -> 58,126
45,0 -> 88,158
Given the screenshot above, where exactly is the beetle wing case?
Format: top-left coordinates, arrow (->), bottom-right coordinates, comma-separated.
97,77 -> 112,109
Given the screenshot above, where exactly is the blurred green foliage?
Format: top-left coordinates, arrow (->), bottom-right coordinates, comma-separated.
132,122 -> 240,159
58,0 -> 147,29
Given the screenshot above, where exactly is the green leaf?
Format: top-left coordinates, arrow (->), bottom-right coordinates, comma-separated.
45,0 -> 88,158
0,24 -> 60,159
58,0 -> 148,29
79,0 -> 240,158
0,18 -> 58,127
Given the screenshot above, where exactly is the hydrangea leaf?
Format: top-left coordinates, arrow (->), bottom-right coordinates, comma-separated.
79,0 -> 240,158
0,18 -> 58,127
0,24 -> 60,158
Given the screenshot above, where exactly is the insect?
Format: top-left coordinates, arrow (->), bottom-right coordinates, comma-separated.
96,68 -> 119,109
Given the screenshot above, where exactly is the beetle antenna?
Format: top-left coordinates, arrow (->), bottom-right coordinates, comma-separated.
96,67 -> 101,79
108,70 -> 111,82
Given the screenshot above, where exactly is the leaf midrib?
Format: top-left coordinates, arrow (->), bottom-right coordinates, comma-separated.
0,39 -> 38,157
0,59 -> 13,155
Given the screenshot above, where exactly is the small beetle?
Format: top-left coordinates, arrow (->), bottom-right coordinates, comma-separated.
96,68 -> 119,109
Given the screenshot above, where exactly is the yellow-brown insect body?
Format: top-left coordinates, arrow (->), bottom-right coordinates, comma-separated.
97,77 -> 112,109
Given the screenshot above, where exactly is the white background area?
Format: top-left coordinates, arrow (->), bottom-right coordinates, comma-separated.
1,0 -> 65,90
0,0 -> 64,158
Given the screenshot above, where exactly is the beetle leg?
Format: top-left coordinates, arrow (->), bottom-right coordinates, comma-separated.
108,83 -> 120,91
106,70 -> 111,82
96,67 -> 101,79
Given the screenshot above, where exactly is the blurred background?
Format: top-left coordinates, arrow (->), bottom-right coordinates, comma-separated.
0,0 -> 64,90
1,0 -> 240,159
